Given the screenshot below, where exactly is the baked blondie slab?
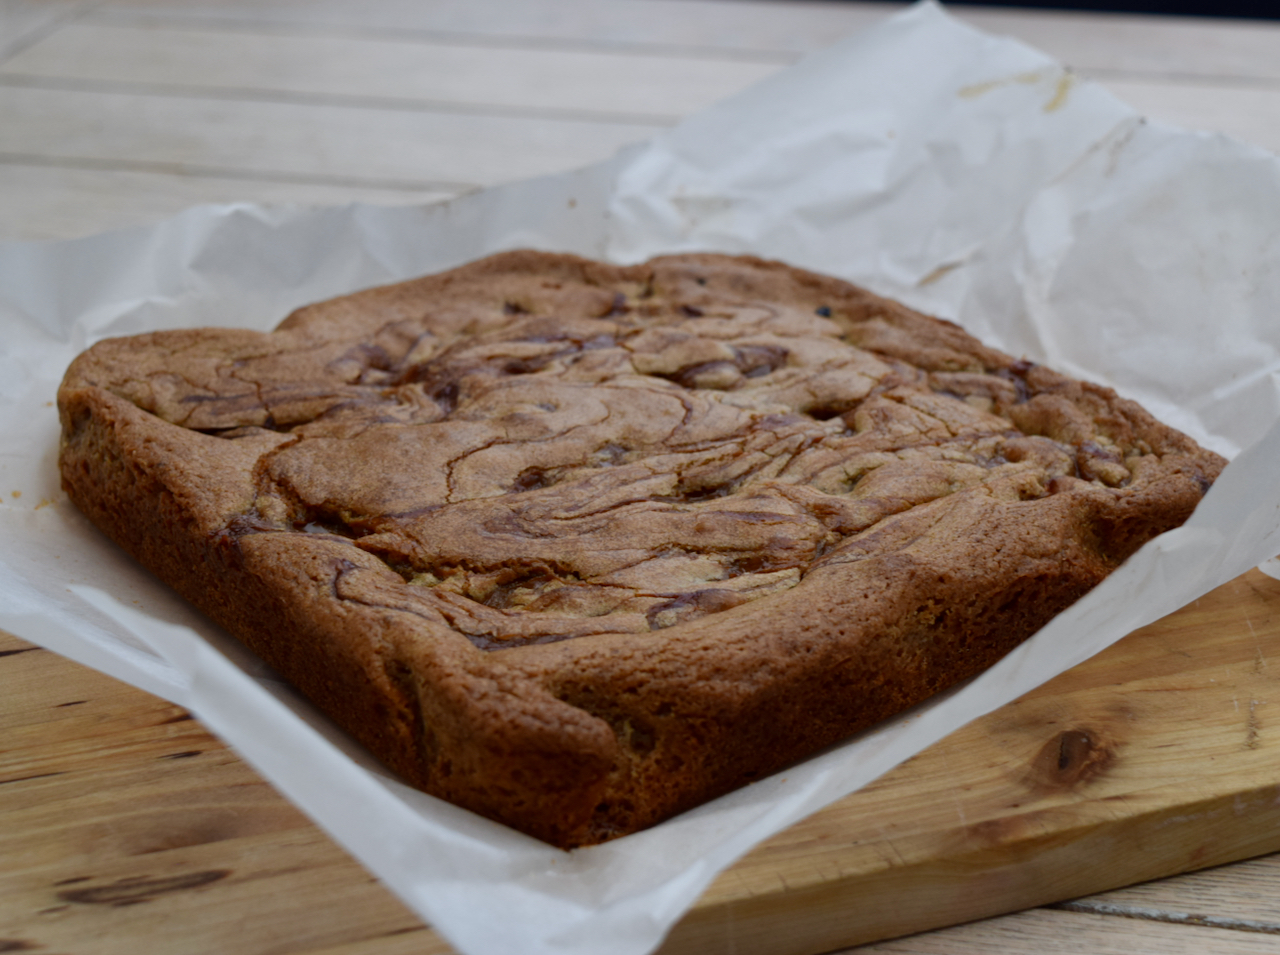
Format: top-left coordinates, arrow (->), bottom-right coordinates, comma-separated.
58,251 -> 1223,847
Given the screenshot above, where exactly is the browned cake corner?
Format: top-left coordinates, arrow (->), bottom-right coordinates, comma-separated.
57,250 -> 1225,848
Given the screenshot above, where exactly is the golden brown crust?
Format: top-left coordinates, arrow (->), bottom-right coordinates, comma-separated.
58,251 -> 1225,847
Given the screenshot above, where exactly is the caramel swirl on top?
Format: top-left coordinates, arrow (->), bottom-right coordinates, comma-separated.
91,253 -> 1173,649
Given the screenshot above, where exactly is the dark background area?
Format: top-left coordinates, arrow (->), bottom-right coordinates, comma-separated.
933,0 -> 1279,18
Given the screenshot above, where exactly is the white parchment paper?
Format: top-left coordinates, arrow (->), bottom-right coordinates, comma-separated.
4,4 -> 1280,953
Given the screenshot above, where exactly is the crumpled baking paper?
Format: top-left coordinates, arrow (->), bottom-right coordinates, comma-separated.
4,3 -> 1280,953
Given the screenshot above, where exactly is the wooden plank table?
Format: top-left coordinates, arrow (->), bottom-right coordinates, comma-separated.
5,1 -> 1280,952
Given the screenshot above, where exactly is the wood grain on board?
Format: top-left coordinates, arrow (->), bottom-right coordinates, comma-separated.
6,569 -> 1280,955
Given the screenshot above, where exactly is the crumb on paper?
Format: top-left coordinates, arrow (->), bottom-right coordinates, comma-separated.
957,70 -> 1044,99
955,68 -> 1073,114
1044,73 -> 1075,114
917,261 -> 963,287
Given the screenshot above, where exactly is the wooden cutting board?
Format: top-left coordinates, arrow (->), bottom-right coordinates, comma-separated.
3,569 -> 1280,955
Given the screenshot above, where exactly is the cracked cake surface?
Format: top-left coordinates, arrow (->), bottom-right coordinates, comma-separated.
58,250 -> 1225,847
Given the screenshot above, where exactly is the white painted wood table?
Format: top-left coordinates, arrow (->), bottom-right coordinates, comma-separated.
5,1 -> 1280,952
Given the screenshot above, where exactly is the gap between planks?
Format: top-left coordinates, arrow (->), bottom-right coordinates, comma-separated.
0,20 -> 782,121
0,161 -> 456,241
82,0 -> 896,58
848,906 -> 1280,955
1055,898 -> 1280,936
0,72 -> 689,127
77,7 -> 805,64
1052,853 -> 1280,933
0,149 -> 474,192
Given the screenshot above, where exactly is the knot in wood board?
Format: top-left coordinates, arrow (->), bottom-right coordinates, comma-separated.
1029,728 -> 1114,791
